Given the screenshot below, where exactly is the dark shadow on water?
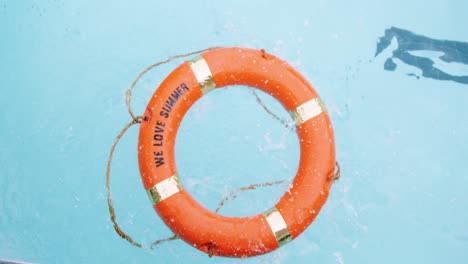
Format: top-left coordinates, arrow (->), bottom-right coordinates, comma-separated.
375,27 -> 468,85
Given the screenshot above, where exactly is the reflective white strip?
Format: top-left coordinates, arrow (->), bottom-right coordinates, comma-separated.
264,208 -> 292,247
189,56 -> 215,95
290,97 -> 326,125
146,174 -> 183,204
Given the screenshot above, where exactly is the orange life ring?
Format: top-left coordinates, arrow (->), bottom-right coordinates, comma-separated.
138,47 -> 336,257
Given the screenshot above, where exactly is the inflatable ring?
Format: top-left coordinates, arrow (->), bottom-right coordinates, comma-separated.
138,47 -> 336,257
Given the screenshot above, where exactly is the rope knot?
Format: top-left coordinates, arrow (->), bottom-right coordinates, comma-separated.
132,116 -> 143,124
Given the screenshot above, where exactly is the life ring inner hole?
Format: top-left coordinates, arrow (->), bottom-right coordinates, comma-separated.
174,85 -> 300,217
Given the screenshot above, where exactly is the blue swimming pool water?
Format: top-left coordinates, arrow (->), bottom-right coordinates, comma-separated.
1,1 -> 467,263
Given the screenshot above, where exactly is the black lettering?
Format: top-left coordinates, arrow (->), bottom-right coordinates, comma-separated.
155,157 -> 165,167
154,151 -> 165,167
160,111 -> 169,118
153,121 -> 165,146
154,126 -> 164,133
166,96 -> 177,107
180,83 -> 189,91
158,83 -> 190,119
162,105 -> 172,112
171,90 -> 181,101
